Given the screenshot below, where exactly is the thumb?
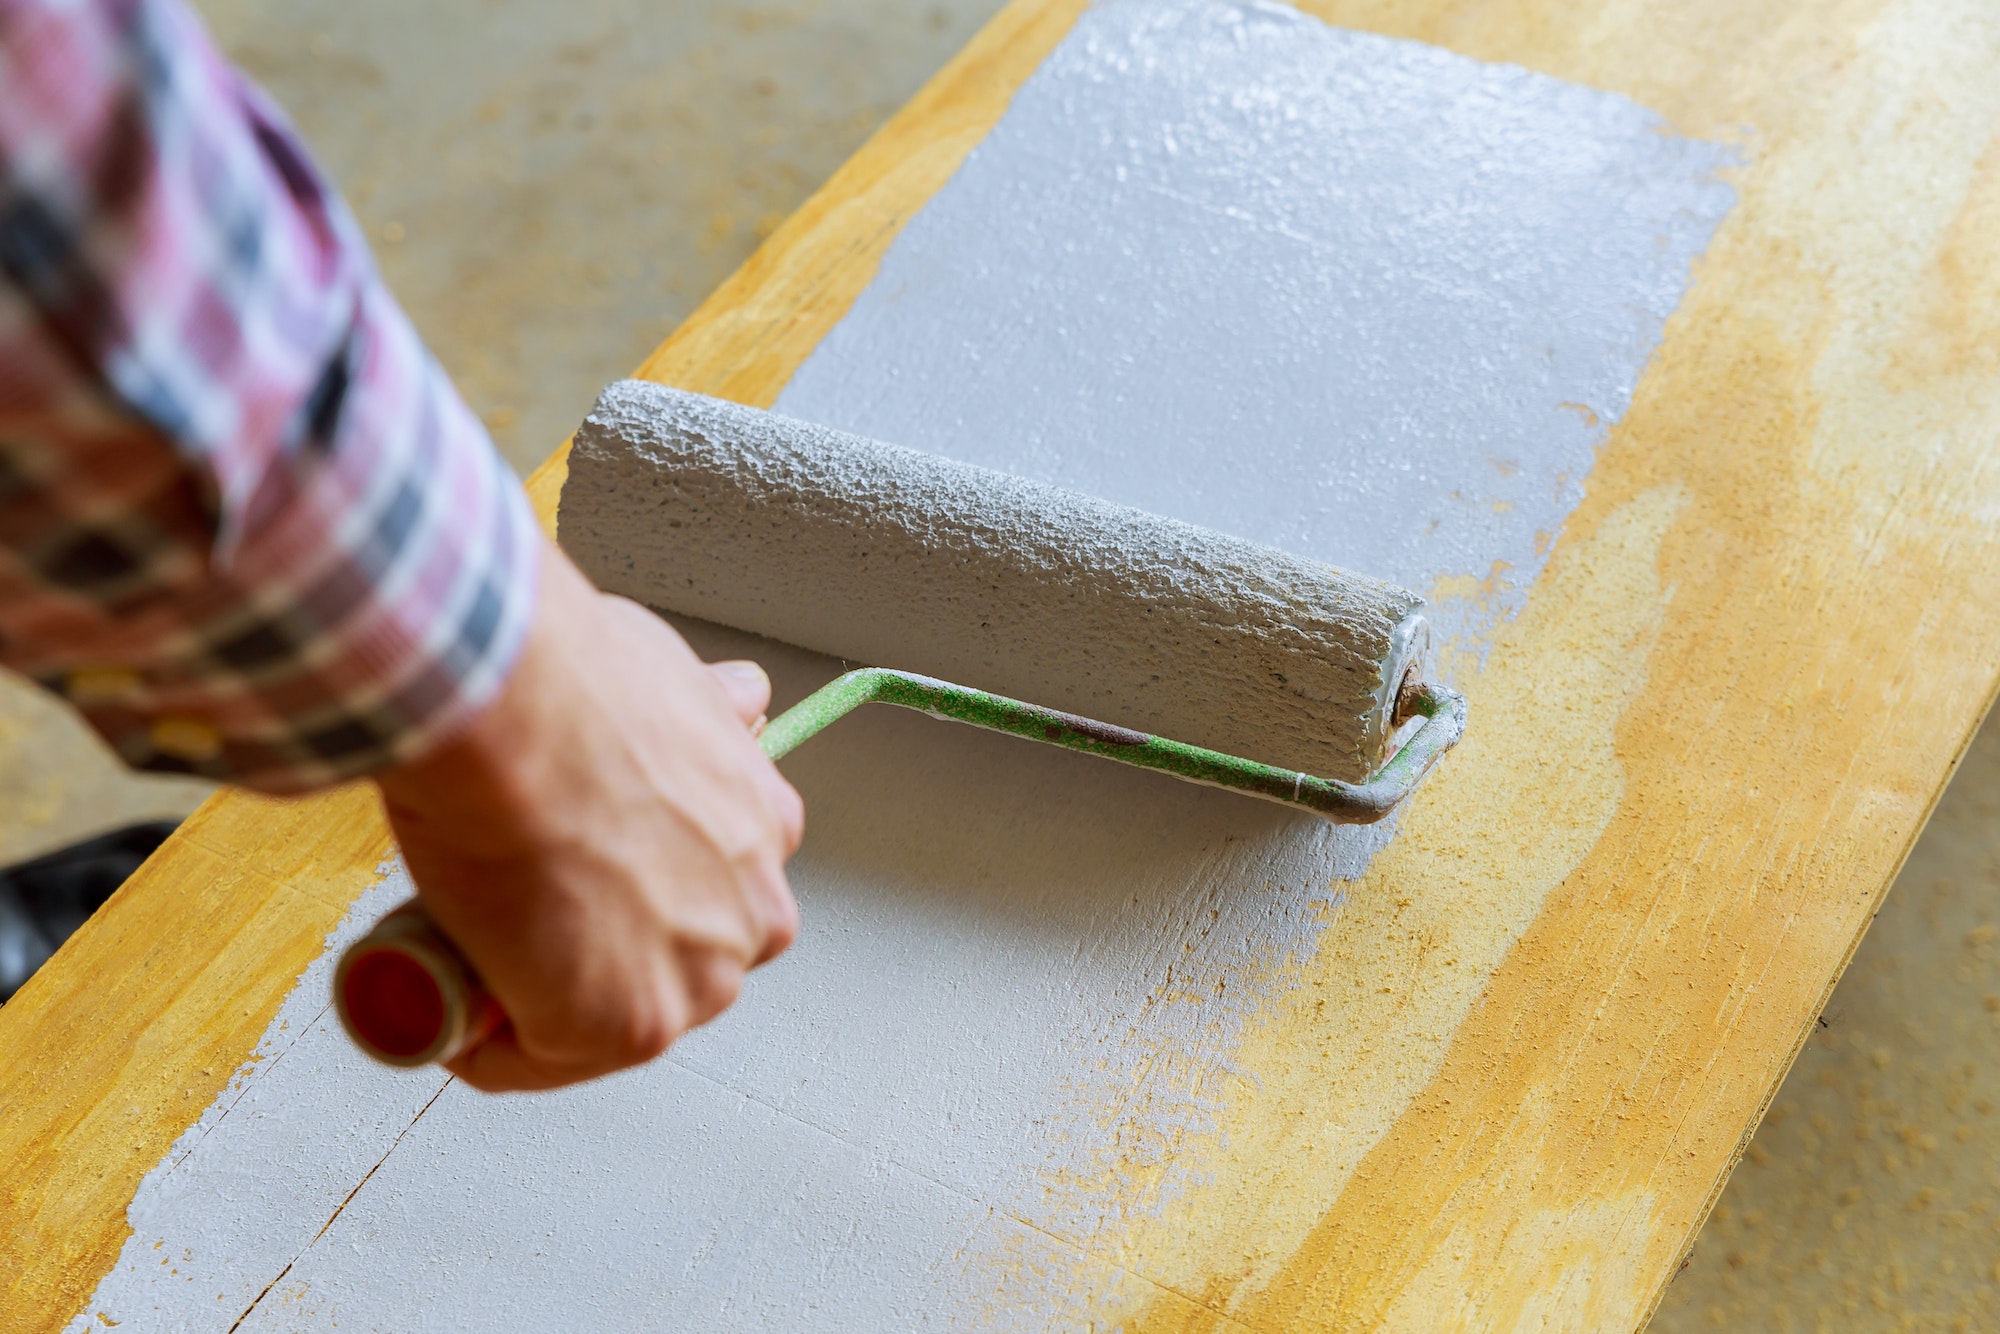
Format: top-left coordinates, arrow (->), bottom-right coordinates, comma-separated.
708,659 -> 772,729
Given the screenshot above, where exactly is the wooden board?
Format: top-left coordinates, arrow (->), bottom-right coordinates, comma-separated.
6,0 -> 2000,1327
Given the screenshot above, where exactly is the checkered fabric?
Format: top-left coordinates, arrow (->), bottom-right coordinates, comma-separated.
0,0 -> 540,791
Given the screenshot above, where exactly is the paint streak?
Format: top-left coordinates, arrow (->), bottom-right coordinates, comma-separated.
1115,0 -> 2000,1326
1086,484 -> 1686,1325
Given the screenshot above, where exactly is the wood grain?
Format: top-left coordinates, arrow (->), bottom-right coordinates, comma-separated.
0,783 -> 391,1329
1098,0 -> 2000,1327
6,0 -> 1998,1329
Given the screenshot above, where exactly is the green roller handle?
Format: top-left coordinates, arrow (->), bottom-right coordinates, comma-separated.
337,667 -> 1466,1068
760,667 -> 1465,824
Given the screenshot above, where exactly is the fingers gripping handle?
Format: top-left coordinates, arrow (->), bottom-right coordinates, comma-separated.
335,671 -> 1466,1067
334,902 -> 503,1067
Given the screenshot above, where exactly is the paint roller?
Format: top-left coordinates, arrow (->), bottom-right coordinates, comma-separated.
334,381 -> 1467,1066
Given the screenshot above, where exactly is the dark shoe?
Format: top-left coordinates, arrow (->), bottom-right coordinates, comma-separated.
0,820 -> 179,1002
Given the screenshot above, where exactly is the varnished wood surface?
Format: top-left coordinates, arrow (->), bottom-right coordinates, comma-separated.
6,0 -> 1999,1328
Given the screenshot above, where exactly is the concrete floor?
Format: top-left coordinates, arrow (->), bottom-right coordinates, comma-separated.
3,0 -> 1995,1326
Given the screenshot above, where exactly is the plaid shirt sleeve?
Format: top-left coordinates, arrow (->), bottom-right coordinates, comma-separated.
0,0 -> 541,792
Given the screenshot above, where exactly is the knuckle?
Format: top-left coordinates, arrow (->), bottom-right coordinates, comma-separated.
709,967 -> 744,1013
610,1004 -> 681,1067
763,882 -> 800,954
767,906 -> 799,955
688,961 -> 743,1024
776,788 -> 805,852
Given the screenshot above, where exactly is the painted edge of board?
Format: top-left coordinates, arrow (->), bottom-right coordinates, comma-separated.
0,784 -> 393,1330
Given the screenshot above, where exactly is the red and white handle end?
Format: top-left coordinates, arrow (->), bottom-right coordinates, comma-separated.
334,900 -> 504,1067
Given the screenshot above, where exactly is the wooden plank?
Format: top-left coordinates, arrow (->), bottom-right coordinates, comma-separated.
6,0 -> 1999,1328
0,784 -> 390,1328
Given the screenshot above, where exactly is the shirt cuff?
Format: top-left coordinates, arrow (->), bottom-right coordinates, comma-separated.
45,291 -> 543,793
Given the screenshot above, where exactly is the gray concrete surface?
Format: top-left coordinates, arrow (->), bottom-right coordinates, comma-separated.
2,1 -> 1995,1326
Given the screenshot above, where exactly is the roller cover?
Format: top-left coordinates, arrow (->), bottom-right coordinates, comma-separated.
559,380 -> 1431,784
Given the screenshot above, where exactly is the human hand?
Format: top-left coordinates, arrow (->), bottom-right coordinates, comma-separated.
373,538 -> 803,1092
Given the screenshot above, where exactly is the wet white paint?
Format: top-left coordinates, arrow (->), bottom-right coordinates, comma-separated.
778,0 -> 1735,645
563,380 -> 1427,781
75,1 -> 1734,1327
67,868 -> 447,1331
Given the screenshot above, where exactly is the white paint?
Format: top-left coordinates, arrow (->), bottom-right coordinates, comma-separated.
67,867 -> 447,1332
77,3 -> 1734,1328
777,0 -> 1735,646
563,380 -> 1427,781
